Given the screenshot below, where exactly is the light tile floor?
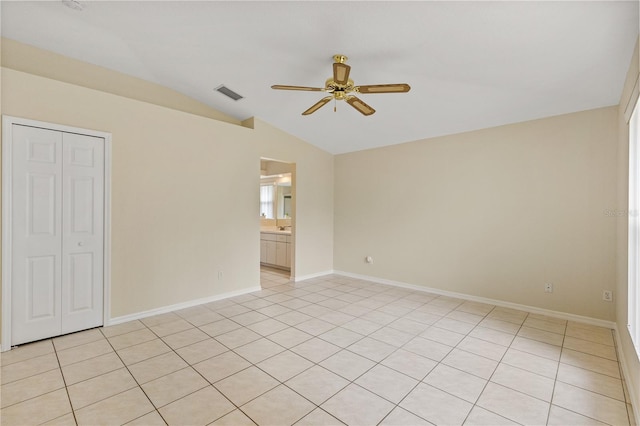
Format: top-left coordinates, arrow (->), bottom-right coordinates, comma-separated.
0,267 -> 636,425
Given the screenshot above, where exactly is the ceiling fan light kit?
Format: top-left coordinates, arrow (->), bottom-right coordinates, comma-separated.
272,54 -> 411,116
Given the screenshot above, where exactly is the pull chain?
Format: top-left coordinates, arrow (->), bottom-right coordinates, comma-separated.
334,98 -> 337,112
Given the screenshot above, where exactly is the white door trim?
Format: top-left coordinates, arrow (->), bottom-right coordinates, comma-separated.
1,116 -> 112,351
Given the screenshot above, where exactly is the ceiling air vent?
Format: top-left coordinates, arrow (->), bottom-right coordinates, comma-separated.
215,85 -> 244,101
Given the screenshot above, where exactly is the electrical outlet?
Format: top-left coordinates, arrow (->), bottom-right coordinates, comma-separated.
603,290 -> 613,302
544,283 -> 553,293
218,271 -> 223,280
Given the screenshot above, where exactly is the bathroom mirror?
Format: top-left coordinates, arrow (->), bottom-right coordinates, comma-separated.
260,174 -> 292,219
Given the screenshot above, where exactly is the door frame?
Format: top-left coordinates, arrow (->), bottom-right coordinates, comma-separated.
1,116 -> 112,351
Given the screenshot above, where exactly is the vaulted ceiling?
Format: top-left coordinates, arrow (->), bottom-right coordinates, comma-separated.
2,1 -> 638,154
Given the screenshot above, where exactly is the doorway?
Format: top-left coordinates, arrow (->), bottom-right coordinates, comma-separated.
2,116 -> 112,350
259,158 -> 295,286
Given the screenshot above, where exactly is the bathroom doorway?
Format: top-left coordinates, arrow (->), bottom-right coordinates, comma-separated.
259,158 -> 295,286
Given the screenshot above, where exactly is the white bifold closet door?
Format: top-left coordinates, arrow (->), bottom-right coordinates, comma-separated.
11,124 -> 104,346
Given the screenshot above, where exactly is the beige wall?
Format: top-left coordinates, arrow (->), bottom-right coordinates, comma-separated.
0,67 -> 333,322
335,107 -> 618,321
616,37 -> 640,419
1,38 -> 241,127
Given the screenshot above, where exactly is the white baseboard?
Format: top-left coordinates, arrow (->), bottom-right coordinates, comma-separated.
614,326 -> 640,425
333,270 -> 616,329
106,285 -> 261,326
294,270 -> 335,282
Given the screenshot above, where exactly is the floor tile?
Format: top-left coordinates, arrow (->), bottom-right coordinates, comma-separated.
56,339 -> 114,367
61,352 -> 124,386
1,352 -> 60,384
291,337 -> 342,363
140,312 -> 181,327
0,388 -> 72,426
214,366 -> 279,405
74,387 -> 154,425
347,337 -> 396,362
420,326 -> 466,346
295,408 -> 346,425
501,348 -> 558,379
193,350 -> 250,383
322,383 -> 395,426
124,410 -> 166,425
0,340 -> 54,366
242,385 -> 315,425
1,369 -> 65,409
199,318 -> 243,337
556,362 -> 625,401
355,364 -> 418,403
184,310 -> 225,327
446,310 -> 485,325
211,409 -> 257,425
403,336 -> 453,361
400,383 -> 472,426
433,317 -> 476,334
379,407 -> 431,425
523,317 -> 567,334
128,351 -> 188,384
464,406 -> 518,425
341,318 -> 383,335
563,335 -> 618,360
547,404 -> 608,425
53,329 -> 105,351
477,382 -> 549,425
247,318 -> 290,336
380,348 -> 437,380
275,311 -> 314,326
268,327 -> 313,348
457,336 -> 508,361
442,349 -> 498,379
560,348 -> 620,378
296,318 -> 337,336
360,310 -> 398,326
510,335 -> 561,360
67,367 -> 137,409
319,327 -> 364,348
318,311 -> 356,326
231,311 -> 270,326
403,310 -> 442,325
320,350 -> 376,381
107,328 -> 157,351
469,326 -> 515,347
490,363 -> 555,401
257,350 -> 313,381
215,327 -> 261,349
43,412 -> 78,426
565,322 -> 614,346
174,338 -> 227,364
142,367 -> 208,408
286,365 -> 349,405
234,337 -> 285,363
424,363 -> 487,403
116,339 -> 171,365
161,327 -> 209,350
552,381 -> 629,425
370,326 -> 414,347
517,326 -> 564,346
478,318 -> 521,334
255,304 -> 292,317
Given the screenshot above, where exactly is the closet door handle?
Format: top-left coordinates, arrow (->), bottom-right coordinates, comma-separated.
78,242 -> 84,247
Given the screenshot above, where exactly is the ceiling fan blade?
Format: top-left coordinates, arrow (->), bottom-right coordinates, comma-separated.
346,96 -> 376,116
271,85 -> 325,91
357,84 -> 411,94
302,96 -> 333,115
333,63 -> 351,85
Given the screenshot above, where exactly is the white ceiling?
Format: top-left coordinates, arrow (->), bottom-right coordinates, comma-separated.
2,1 -> 638,154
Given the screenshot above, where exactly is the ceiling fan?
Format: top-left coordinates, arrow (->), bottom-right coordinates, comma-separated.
271,54 -> 411,116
